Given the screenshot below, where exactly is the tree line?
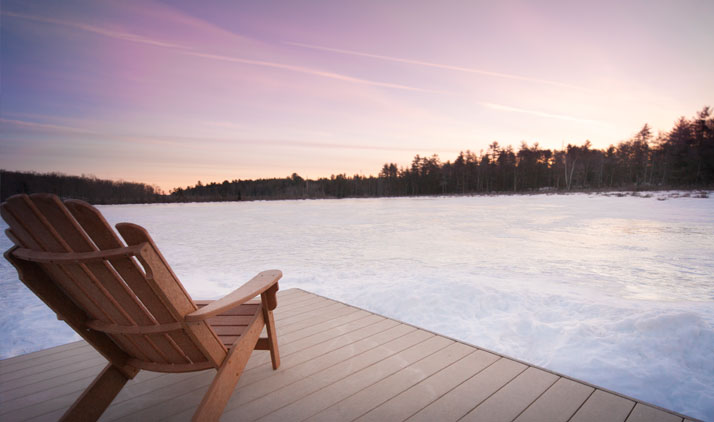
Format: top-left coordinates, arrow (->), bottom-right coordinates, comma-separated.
3,107 -> 712,204
172,106 -> 714,200
0,170 -> 165,203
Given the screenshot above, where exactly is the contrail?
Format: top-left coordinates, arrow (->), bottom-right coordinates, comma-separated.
1,117 -> 445,152
481,102 -> 603,125
3,11 -> 450,95
2,11 -> 186,49
181,51 -> 454,94
286,41 -> 590,92
3,11 -> 600,124
0,118 -> 96,134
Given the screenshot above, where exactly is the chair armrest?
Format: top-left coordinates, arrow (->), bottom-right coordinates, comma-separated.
184,270 -> 282,322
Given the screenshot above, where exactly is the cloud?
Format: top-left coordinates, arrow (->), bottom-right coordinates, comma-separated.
2,11 -> 185,49
180,51 -> 452,94
126,133 -> 432,153
480,103 -> 603,125
0,117 -> 430,153
286,41 -> 590,92
3,10 -> 448,95
0,118 -> 96,134
3,10 -> 599,127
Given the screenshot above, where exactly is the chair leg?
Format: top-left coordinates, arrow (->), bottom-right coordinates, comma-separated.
193,311 -> 265,422
263,306 -> 280,370
60,363 -> 130,422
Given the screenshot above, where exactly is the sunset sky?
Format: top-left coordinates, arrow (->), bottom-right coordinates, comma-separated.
1,0 -> 713,192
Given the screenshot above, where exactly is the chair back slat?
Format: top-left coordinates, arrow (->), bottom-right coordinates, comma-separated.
116,223 -> 227,367
2,205 -> 108,322
3,240 -> 139,378
33,195 -> 189,364
1,194 -> 226,368
65,199 -> 208,363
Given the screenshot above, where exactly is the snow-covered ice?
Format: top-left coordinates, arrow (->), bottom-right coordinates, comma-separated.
1,193 -> 712,420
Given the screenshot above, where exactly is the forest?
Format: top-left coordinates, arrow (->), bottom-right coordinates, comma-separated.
0,171 -> 164,204
2,107 -> 713,204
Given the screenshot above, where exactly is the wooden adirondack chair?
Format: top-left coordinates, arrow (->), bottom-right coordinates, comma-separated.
1,193 -> 281,421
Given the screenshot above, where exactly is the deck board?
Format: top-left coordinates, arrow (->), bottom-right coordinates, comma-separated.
222,329 -> 435,421
513,377 -> 594,422
356,349 -> 499,421
0,288 -> 698,422
627,403 -> 684,422
460,366 -> 559,422
570,389 -> 636,422
306,342 -> 475,422
407,357 -> 527,422
0,342 -> 89,375
258,335 -> 453,422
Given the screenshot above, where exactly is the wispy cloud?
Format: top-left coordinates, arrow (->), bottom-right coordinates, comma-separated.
3,11 -> 447,95
2,11 -> 185,49
0,118 -> 96,134
181,51 -> 451,94
480,103 -> 603,125
0,117 -> 431,153
126,134 -> 432,153
3,10 -> 598,126
200,120 -> 246,130
286,41 -> 590,92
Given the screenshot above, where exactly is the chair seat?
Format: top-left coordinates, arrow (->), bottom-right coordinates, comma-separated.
195,300 -> 262,347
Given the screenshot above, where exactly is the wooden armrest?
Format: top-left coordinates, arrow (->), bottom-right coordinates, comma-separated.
11,243 -> 149,264
184,270 -> 282,322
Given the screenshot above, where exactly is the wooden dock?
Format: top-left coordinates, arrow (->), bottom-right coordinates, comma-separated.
0,288 -> 698,421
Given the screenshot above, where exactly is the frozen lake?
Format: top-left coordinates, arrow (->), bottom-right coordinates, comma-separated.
1,192 -> 713,420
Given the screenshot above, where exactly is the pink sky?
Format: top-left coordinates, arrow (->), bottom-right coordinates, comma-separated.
1,0 -> 712,192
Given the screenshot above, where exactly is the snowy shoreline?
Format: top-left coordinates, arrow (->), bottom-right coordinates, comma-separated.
6,187 -> 709,206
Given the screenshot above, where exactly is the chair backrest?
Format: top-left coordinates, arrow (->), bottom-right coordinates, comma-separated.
1,194 -> 227,373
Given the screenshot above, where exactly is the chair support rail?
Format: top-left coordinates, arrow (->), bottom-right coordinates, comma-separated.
85,319 -> 185,335
12,243 -> 149,264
